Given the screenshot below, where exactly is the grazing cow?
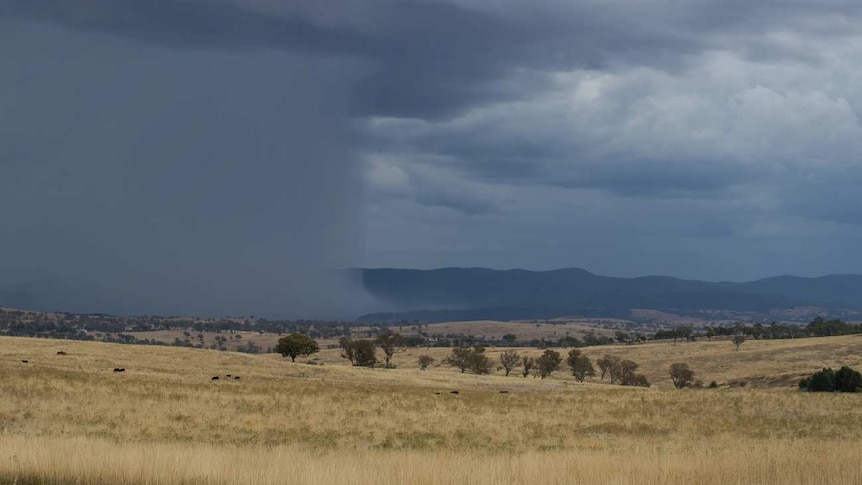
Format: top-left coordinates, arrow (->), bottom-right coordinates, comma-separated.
234,376 -> 240,380
21,360 -> 28,363
211,376 -> 219,381
499,390 -> 510,393
226,374 -> 232,377
113,368 -> 125,372
433,392 -> 441,395
450,390 -> 459,394
57,351 -> 67,355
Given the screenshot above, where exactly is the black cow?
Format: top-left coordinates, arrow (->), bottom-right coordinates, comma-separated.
233,376 -> 240,380
450,390 -> 460,394
113,368 -> 125,372
211,376 -> 219,381
57,351 -> 67,355
21,360 -> 28,363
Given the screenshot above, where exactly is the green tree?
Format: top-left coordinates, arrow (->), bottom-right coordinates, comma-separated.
499,350 -> 521,377
469,348 -> 494,375
732,335 -> 746,351
444,346 -> 492,374
566,349 -> 595,382
536,349 -> 562,379
669,363 -> 695,389
445,347 -> 473,373
274,333 -> 320,362
340,337 -> 378,367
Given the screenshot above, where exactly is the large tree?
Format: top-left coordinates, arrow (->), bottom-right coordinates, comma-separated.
274,333 -> 319,362
340,337 -> 378,367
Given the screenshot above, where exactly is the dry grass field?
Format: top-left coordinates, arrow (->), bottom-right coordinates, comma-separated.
417,319 -> 615,340
1,335 -> 861,484
123,318 -> 613,351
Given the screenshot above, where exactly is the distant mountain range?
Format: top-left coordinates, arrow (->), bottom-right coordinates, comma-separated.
356,267 -> 862,322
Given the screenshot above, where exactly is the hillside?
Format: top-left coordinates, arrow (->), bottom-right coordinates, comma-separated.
2,335 -> 862,484
358,267 -> 862,322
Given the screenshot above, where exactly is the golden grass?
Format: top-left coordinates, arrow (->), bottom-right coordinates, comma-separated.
2,336 -> 862,484
418,319 -> 614,340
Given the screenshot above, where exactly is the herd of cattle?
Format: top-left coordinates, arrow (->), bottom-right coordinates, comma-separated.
18,351 -> 240,381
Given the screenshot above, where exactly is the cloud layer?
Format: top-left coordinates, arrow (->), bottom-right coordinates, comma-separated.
3,0 -> 862,317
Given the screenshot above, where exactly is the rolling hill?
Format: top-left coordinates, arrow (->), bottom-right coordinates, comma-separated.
358,267 -> 862,322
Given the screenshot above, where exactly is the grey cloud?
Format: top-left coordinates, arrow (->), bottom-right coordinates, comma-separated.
7,0 -> 862,315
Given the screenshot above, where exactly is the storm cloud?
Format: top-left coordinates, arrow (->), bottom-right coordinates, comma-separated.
3,1 -> 862,316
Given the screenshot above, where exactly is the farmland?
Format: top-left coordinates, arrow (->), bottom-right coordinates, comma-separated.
1,334 -> 861,483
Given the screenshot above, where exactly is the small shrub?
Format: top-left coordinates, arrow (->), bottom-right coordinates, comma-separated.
418,355 -> 435,371
708,381 -> 718,389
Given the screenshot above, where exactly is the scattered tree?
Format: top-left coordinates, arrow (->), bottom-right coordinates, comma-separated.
417,354 -> 435,371
521,356 -> 536,378
669,363 -> 695,389
732,335 -> 746,351
376,332 -> 406,368
469,349 -> 494,375
274,333 -> 320,362
566,349 -> 596,382
340,337 -> 378,367
499,350 -> 521,377
597,355 -> 620,382
445,346 -> 493,374
445,347 -> 473,373
536,349 -> 562,379
614,359 -> 650,387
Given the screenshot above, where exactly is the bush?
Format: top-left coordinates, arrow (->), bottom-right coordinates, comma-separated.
835,366 -> 862,392
708,381 -> 718,389
801,367 -> 862,392
417,355 -> 435,371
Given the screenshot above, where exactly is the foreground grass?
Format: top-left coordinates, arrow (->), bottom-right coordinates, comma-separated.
3,436 -> 861,485
2,336 -> 861,484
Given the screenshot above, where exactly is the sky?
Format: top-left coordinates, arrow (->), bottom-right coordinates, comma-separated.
3,1 -> 862,316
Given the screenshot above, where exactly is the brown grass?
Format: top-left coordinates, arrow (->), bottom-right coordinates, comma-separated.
1,335 -> 861,484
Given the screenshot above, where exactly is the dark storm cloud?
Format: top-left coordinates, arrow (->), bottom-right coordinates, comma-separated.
0,0 -> 371,53
1,0 -> 719,119
5,0 -> 862,316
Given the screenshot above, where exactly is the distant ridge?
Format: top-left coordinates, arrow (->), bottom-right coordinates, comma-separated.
356,267 -> 862,322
